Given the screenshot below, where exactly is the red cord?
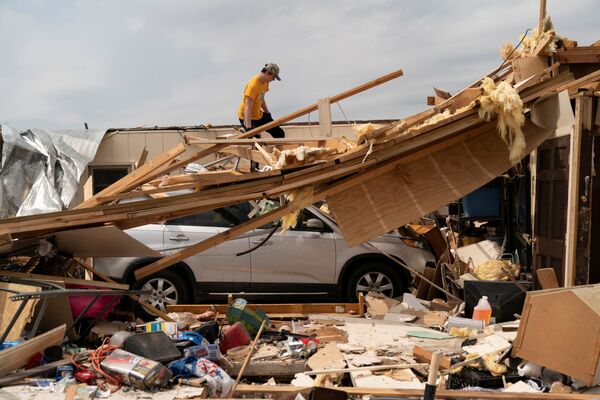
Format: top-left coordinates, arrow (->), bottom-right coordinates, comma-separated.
71,337 -> 122,390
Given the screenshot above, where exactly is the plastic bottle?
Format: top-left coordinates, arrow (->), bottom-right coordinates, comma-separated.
472,295 -> 492,325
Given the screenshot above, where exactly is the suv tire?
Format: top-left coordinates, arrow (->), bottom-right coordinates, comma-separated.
133,270 -> 191,321
345,261 -> 405,302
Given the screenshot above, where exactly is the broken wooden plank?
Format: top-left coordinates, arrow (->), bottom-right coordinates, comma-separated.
234,384 -> 600,399
412,345 -> 452,369
556,47 -> 600,64
168,302 -> 362,315
535,267 -> 559,289
187,137 -> 343,145
0,324 -> 66,378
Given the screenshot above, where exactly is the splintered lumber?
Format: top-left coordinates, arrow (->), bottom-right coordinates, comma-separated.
80,69 -> 405,208
186,137 -> 342,145
233,384 -> 600,399
167,302 -> 363,315
556,46 -> 600,64
0,324 -> 66,378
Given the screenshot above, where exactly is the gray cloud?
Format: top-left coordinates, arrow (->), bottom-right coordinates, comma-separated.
1,0 -> 598,130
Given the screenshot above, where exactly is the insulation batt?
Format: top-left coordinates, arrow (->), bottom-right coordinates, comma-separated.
353,123 -> 383,142
280,186 -> 314,232
472,259 -> 520,281
478,77 -> 526,164
272,146 -> 331,169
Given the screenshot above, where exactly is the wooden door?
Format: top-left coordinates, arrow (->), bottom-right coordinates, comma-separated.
533,136 -> 570,285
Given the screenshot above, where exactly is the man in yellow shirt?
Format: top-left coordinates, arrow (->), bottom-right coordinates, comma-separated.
237,63 -> 285,139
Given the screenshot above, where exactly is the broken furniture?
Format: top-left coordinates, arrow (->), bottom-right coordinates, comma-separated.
513,283 -> 600,386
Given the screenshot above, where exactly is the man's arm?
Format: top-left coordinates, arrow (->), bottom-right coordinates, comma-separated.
243,96 -> 254,129
261,99 -> 270,114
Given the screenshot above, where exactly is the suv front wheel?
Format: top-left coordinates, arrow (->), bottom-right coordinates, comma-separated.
345,261 -> 404,302
133,270 -> 191,320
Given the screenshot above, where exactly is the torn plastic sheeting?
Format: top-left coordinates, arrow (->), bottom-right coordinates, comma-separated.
0,125 -> 105,218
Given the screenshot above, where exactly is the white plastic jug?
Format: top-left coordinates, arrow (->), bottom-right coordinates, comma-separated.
472,295 -> 492,325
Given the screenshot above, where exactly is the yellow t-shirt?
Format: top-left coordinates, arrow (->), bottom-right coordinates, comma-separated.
237,75 -> 269,120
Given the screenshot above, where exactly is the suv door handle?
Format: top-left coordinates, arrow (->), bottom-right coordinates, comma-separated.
169,234 -> 190,242
252,239 -> 273,245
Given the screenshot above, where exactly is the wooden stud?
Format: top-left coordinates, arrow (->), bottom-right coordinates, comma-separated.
565,94 -> 593,286
318,97 -> 333,137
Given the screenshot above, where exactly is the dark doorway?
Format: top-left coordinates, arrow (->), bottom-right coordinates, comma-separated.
533,136 -> 570,285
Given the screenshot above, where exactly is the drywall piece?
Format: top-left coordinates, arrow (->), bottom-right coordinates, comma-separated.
504,380 -> 542,393
512,284 -> 600,386
312,314 -> 462,352
455,240 -> 502,267
0,324 -> 66,378
342,353 -> 424,389
336,343 -> 366,353
463,334 -> 511,355
365,293 -> 401,317
307,342 -> 346,372
347,353 -> 382,367
402,293 -> 428,312
383,313 -> 418,323
0,283 -> 40,341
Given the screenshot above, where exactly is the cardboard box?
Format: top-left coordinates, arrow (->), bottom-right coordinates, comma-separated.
512,284 -> 600,385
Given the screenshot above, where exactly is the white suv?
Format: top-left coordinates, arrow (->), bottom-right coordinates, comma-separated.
93,202 -> 435,316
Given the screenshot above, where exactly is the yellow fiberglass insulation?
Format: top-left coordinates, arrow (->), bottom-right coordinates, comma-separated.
478,77 -> 526,164
280,186 -> 314,232
272,146 -> 331,169
472,259 -> 520,281
353,123 -> 383,142
483,353 -> 508,376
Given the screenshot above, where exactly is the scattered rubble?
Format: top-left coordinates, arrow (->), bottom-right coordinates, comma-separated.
0,18 -> 600,400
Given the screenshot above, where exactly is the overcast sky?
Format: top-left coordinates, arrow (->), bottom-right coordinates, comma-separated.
1,0 -> 598,131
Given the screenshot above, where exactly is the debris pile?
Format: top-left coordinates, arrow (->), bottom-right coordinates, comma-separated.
0,22 -> 600,400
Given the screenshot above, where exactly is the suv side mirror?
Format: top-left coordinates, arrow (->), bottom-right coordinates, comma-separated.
306,218 -> 325,231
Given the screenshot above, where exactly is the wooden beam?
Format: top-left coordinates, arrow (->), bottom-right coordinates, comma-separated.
187,137 -> 342,145
0,324 -> 65,378
167,302 -> 362,315
538,0 -> 546,37
234,384 -> 600,399
136,147 -> 149,168
318,97 -> 333,137
564,94 -> 589,286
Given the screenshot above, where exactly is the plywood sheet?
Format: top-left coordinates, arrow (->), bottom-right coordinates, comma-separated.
49,225 -> 160,257
328,120 -> 553,246
0,283 -> 40,341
